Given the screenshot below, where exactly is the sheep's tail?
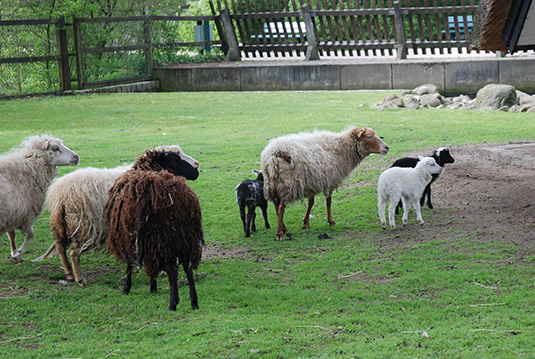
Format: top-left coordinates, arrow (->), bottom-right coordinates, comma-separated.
32,242 -> 57,262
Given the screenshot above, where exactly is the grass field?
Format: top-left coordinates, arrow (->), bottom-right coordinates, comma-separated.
0,92 -> 534,358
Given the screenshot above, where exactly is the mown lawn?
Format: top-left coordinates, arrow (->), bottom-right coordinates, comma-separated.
0,92 -> 534,358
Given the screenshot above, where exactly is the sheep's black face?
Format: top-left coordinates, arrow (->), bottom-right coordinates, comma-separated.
436,148 -> 455,165
160,152 -> 199,180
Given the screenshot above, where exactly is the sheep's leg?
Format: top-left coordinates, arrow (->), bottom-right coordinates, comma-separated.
123,263 -> 134,295
239,205 -> 248,236
250,206 -> 257,233
401,196 -> 411,226
150,278 -> 158,293
183,262 -> 199,310
302,196 -> 315,229
378,198 -> 387,229
275,201 -> 287,241
168,263 -> 179,311
9,228 -> 34,262
55,240 -> 75,282
8,230 -> 21,262
326,196 -> 336,226
388,200 -> 398,230
69,245 -> 86,286
244,205 -> 252,237
414,200 -> 425,225
260,204 -> 270,229
422,184 -> 433,209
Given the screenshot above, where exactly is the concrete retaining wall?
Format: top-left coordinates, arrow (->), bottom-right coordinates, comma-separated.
154,57 -> 535,94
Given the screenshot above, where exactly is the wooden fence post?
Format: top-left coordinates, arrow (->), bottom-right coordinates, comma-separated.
73,17 -> 86,90
393,2 -> 407,60
145,16 -> 153,77
301,5 -> 319,61
56,15 -> 71,91
220,8 -> 241,61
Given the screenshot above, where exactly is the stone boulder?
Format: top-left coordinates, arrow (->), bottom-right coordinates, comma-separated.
475,84 -> 517,110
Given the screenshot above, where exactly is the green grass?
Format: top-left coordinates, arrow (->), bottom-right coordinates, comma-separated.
0,92 -> 534,358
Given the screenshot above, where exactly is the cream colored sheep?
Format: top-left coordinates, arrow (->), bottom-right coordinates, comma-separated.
261,127 -> 389,241
0,135 -> 79,262
33,145 -> 199,287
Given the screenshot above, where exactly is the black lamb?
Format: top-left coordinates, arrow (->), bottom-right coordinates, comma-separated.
236,169 -> 270,237
391,147 -> 455,212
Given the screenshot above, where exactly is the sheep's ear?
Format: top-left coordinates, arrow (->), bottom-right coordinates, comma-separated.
418,155 -> 424,160
42,140 -> 51,150
354,128 -> 365,139
252,169 -> 260,175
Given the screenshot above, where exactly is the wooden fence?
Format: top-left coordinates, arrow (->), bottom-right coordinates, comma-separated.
1,1 -> 482,95
211,0 -> 479,59
0,15 -> 221,95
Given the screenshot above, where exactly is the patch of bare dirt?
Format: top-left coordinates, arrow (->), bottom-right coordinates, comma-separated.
373,142 -> 535,258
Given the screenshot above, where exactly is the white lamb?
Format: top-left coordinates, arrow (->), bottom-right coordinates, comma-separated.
0,135 -> 79,262
377,156 -> 442,230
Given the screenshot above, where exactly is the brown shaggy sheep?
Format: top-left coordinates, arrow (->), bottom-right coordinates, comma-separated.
105,149 -> 203,311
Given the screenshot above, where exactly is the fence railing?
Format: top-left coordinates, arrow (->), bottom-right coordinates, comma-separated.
0,1 -> 488,96
0,15 -> 222,96
211,0 -> 479,59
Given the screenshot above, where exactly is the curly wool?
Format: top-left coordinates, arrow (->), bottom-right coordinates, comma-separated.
106,170 -> 204,279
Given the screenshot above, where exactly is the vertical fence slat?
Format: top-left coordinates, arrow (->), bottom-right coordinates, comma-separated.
73,17 -> 86,90
56,15 -> 71,91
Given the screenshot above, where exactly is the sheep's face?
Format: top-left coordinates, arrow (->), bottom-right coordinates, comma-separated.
417,156 -> 442,175
355,127 -> 390,155
159,151 -> 199,181
435,148 -> 455,165
44,139 -> 80,167
156,145 -> 200,170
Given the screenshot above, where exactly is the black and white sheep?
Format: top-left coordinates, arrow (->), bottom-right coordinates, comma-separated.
391,147 -> 454,211
236,169 -> 269,237
105,148 -> 203,311
33,145 -> 198,287
0,135 -> 79,262
378,156 -> 442,230
261,127 -> 389,241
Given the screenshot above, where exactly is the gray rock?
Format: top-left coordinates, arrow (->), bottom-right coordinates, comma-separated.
475,84 -> 517,110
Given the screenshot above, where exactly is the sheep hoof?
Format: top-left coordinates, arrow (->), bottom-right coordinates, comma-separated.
302,221 -> 310,229
381,222 -> 386,229
419,220 -> 425,226
390,225 -> 396,230
11,252 -> 23,263
403,220 -> 408,226
276,233 -> 284,241
77,280 -> 87,287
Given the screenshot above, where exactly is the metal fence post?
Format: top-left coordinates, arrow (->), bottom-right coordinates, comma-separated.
393,2 -> 407,60
56,15 -> 71,91
220,8 -> 241,61
301,5 -> 319,61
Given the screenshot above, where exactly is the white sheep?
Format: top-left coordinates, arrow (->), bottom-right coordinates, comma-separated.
377,156 -> 442,230
0,135 -> 79,262
261,127 -> 389,241
33,145 -> 198,287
